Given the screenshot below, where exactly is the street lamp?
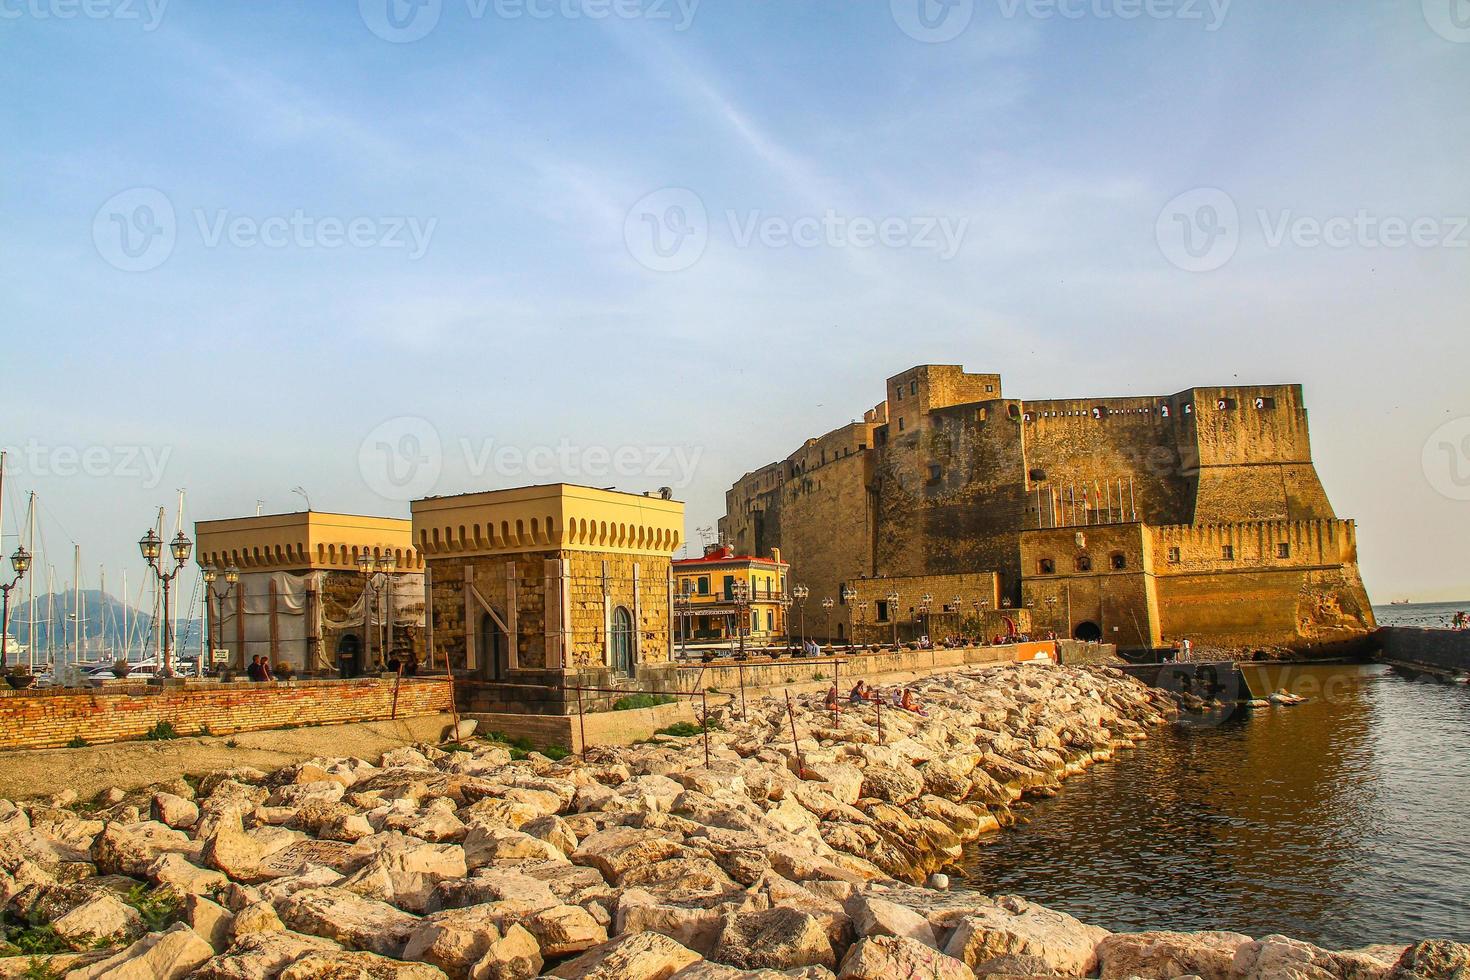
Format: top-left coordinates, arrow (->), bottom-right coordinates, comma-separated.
792,584 -> 809,644
0,547 -> 32,669
202,564 -> 240,674
358,553 -> 395,670
920,593 -> 932,640
821,596 -> 834,645
731,579 -> 750,659
841,586 -> 856,647
886,592 -> 900,648
951,596 -> 962,640
857,601 -> 869,645
139,529 -> 192,678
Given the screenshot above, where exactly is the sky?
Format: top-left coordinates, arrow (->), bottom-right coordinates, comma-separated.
0,0 -> 1467,615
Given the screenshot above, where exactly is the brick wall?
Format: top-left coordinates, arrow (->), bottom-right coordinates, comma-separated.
0,677 -> 452,751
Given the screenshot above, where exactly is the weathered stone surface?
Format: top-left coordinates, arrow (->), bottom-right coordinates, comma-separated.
149,851 -> 230,896
846,893 -> 937,947
403,904 -> 507,977
152,792 -> 201,830
839,935 -> 975,980
943,896 -> 1110,977
1390,940 -> 1470,979
1097,929 -> 1254,980
186,892 -> 238,952
470,922 -> 543,980
232,900 -> 287,940
341,840 -> 468,913
51,891 -> 144,944
573,826 -> 686,883
279,949 -> 449,978
193,930 -> 344,980
67,921 -> 215,980
523,902 -> 609,957
280,886 -> 421,958
200,809 -> 269,883
1232,934 -> 1384,980
549,931 -> 703,979
712,907 -> 837,971
90,820 -> 197,876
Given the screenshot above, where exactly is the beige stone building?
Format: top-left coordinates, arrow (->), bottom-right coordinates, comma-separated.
411,484 -> 685,713
193,511 -> 426,676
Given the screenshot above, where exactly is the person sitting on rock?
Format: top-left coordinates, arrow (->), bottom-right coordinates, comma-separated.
901,688 -> 928,716
824,684 -> 843,712
848,680 -> 868,704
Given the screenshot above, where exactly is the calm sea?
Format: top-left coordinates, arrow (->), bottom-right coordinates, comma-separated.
956,624 -> 1470,946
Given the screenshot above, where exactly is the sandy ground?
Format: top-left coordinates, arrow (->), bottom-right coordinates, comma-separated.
0,715 -> 455,801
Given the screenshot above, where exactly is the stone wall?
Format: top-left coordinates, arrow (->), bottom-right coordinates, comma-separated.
0,677 -> 452,751
1377,626 -> 1470,672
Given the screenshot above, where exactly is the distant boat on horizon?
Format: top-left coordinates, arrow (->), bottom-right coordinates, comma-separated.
1390,599 -> 1412,605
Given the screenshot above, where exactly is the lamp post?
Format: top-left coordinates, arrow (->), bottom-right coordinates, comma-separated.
731,579 -> 750,659
380,552 -> 398,659
202,564 -> 240,675
841,586 -> 856,646
821,597 -> 834,646
791,585 -> 809,644
676,582 -> 693,658
1046,595 -> 1060,637
887,592 -> 900,648
357,553 -> 395,670
857,601 -> 869,645
919,593 -> 932,641
139,529 -> 192,678
0,547 -> 31,669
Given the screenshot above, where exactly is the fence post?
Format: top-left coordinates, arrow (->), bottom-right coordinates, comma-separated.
576,681 -> 588,759
701,688 -> 710,768
784,689 -> 806,779
832,656 -> 840,727
738,661 -> 747,722
875,693 -> 883,745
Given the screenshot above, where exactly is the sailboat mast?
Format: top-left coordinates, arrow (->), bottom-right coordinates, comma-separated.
25,493 -> 35,672
72,545 -> 80,665
122,569 -> 129,662
46,565 -> 54,665
153,508 -> 164,661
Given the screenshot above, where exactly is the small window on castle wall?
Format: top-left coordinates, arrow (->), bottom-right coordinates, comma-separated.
910,381 -> 918,395
1039,558 -> 1056,575
1222,545 -> 1235,560
1168,547 -> 1181,564
1092,406 -> 1108,419
1075,555 -> 1093,572
1218,398 -> 1237,411
1160,405 -> 1171,418
1029,468 -> 1046,482
1277,542 -> 1290,559
928,464 -> 942,483
986,384 -> 995,393
895,388 -> 903,401
1257,397 -> 1276,409
1183,403 -> 1193,414
898,418 -> 905,431
1008,404 -> 1021,419
1110,553 -> 1127,571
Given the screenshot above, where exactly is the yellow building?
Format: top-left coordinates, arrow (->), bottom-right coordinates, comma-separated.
193,511 -> 426,675
673,544 -> 789,647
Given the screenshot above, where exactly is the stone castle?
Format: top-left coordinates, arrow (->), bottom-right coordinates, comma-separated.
719,365 -> 1375,652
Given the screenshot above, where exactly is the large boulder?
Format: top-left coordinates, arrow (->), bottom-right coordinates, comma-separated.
186,893 -> 238,953
1097,930 -> 1254,980
51,891 -> 145,945
523,903 -> 609,957
200,810 -> 268,883
858,765 -> 925,806
846,893 -> 937,948
549,931 -> 703,979
1391,940 -> 1470,979
1233,934 -> 1397,980
839,935 -> 975,980
280,886 -> 421,958
90,820 -> 198,876
192,930 -> 344,980
341,840 -> 468,914
66,922 -> 216,980
572,827 -> 686,884
943,896 -> 1109,977
403,905 -> 542,979
711,907 -> 837,971
152,792 -> 201,830
279,949 -> 449,978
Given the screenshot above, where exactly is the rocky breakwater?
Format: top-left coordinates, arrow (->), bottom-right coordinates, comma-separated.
0,663 -> 1460,979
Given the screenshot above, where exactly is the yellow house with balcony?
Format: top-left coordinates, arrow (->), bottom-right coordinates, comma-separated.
673,544 -> 788,646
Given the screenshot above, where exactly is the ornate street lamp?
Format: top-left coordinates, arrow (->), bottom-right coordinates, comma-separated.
139,529 -> 192,678
840,586 -> 856,647
731,579 -> 751,659
358,553 -> 394,670
821,596 -> 834,645
886,592 -> 900,647
791,584 -> 809,644
0,547 -> 32,669
920,593 -> 933,640
201,564 -> 241,674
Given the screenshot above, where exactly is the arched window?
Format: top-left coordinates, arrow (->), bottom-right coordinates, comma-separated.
1075,554 -> 1093,573
610,607 -> 635,676
1110,552 -> 1127,570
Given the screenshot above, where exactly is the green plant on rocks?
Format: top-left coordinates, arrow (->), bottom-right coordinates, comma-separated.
611,693 -> 676,711
143,721 -> 179,741
122,884 -> 182,933
20,959 -> 64,980
65,737 -> 87,749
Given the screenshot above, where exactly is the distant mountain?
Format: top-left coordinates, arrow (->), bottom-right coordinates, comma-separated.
2,589 -> 203,656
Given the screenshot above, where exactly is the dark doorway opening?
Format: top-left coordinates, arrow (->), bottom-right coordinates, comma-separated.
336,634 -> 362,678
477,612 -> 508,680
611,606 -> 635,676
1074,621 -> 1103,642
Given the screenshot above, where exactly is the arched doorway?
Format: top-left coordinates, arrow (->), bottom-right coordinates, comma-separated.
1074,621 -> 1103,642
336,634 -> 361,679
477,613 -> 508,681
610,606 -> 635,676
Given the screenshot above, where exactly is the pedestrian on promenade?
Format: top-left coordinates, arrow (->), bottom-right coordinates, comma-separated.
246,656 -> 264,682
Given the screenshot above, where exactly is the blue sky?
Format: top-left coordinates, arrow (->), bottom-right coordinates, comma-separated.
1,0 -> 1468,610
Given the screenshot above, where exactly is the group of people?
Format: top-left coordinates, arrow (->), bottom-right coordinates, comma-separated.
823,679 -> 927,716
1452,611 -> 1469,630
1165,637 -> 1194,662
245,656 -> 275,682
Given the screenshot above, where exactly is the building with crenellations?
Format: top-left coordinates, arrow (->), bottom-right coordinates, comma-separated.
719,364 -> 1376,653
672,544 -> 789,646
193,511 -> 427,676
410,483 -> 687,713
